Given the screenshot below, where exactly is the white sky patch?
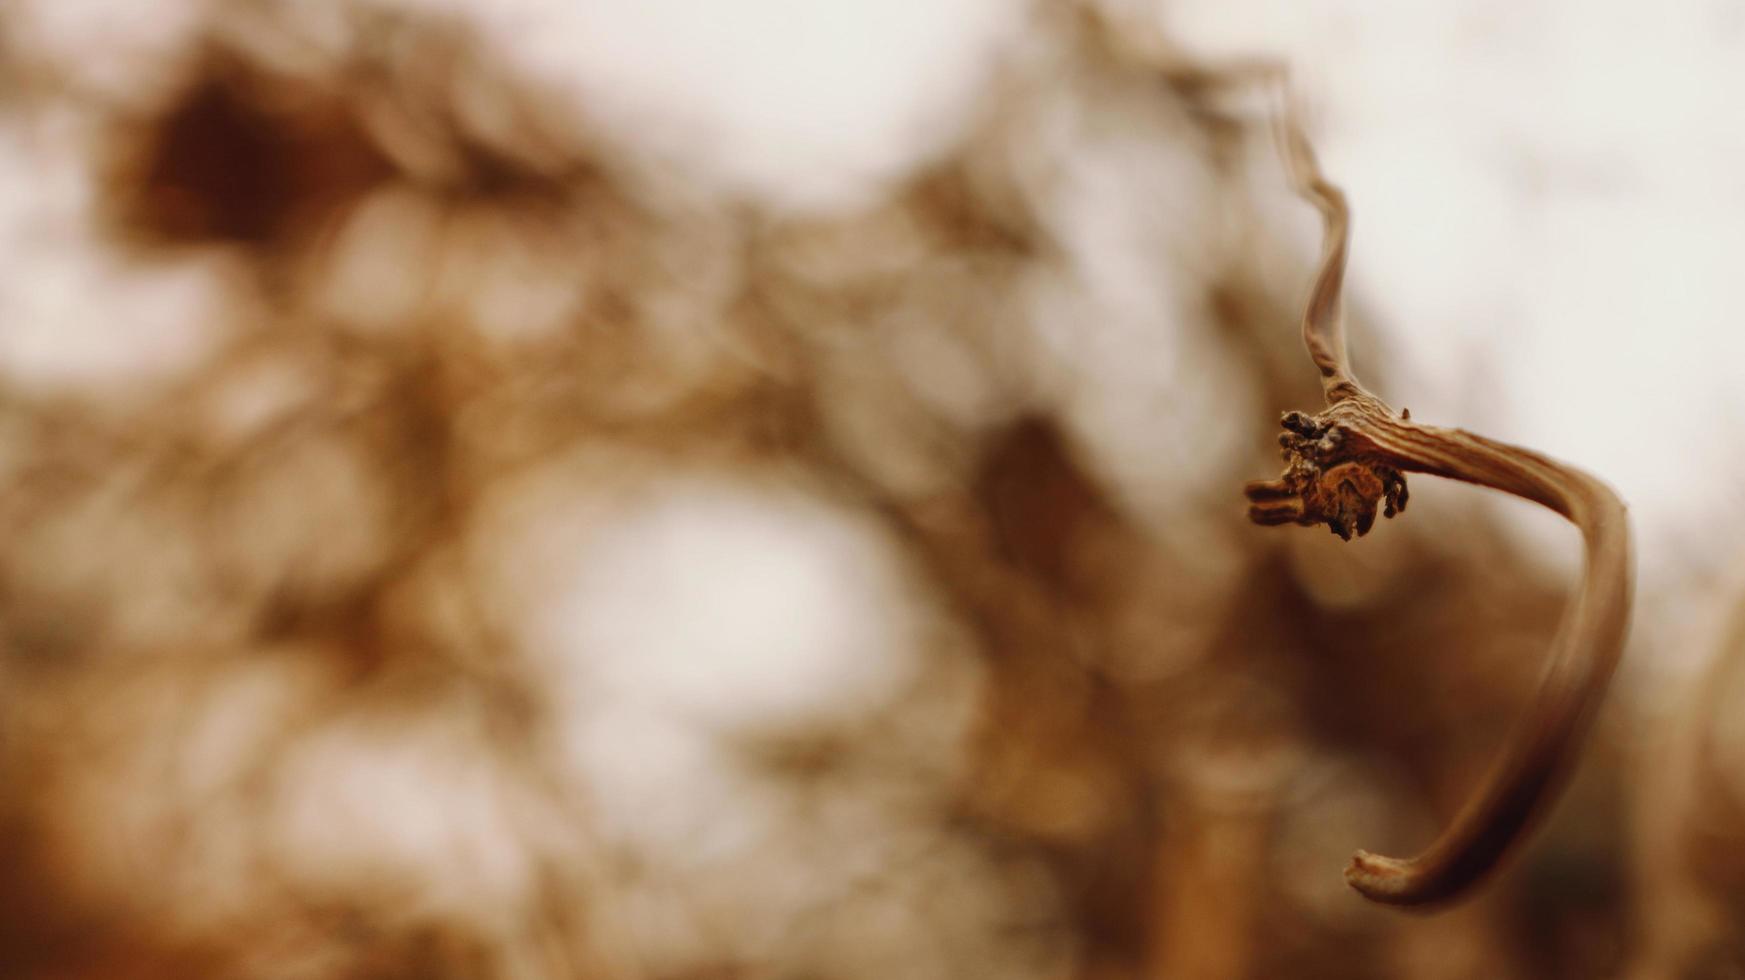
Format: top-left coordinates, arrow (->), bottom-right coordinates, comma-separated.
267,706 -> 545,928
395,0 -> 1022,211
564,705 -> 775,867
472,462 -> 1012,975
1022,108 -> 1258,537
0,249 -> 239,396
0,117 -> 239,399
514,470 -> 931,738
474,460 -> 974,878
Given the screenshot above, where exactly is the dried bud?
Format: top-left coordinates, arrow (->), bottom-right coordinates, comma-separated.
1243,411 -> 1407,541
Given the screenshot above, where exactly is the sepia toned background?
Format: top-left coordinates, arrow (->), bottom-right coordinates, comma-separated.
1,1 -> 1742,977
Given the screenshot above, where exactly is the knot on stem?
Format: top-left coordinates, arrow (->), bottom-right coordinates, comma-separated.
1243,410 -> 1408,541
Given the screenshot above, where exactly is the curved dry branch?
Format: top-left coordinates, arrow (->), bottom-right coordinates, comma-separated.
1266,94 -> 1353,396
1241,87 -> 1635,907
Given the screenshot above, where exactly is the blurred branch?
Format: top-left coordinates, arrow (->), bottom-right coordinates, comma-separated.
1240,76 -> 1635,907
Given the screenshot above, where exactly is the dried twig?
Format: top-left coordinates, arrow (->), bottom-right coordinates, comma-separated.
1241,84 -> 1635,907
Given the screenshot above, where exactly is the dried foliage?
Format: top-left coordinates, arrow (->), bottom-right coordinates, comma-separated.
0,2 -> 1717,979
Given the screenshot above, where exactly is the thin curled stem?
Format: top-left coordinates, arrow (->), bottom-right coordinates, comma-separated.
1240,82 -> 1635,907
1267,91 -> 1353,395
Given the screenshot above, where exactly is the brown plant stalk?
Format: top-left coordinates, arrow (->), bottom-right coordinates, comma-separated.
1240,88 -> 1635,907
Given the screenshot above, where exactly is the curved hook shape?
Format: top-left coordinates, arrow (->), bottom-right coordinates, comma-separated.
1240,79 -> 1636,907
1340,412 -> 1632,905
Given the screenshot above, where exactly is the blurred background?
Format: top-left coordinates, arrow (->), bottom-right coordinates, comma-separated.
1,1 -> 1743,977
